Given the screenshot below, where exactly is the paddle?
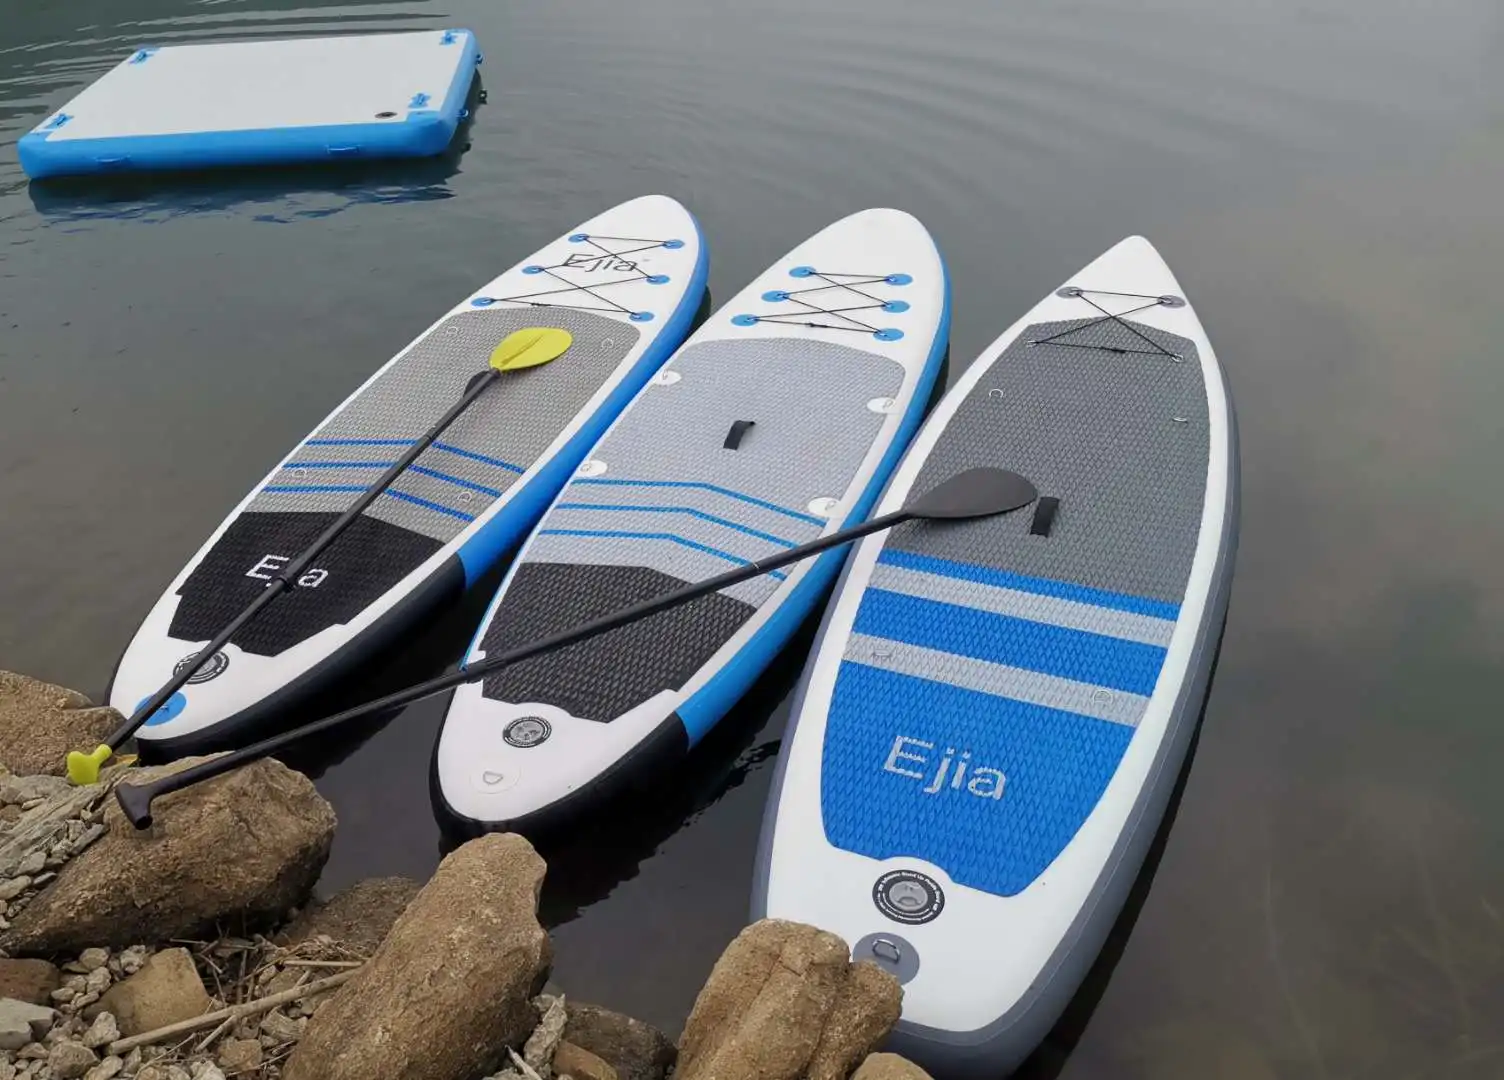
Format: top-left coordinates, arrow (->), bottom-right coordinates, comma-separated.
113,466 -> 1038,827
67,326 -> 575,786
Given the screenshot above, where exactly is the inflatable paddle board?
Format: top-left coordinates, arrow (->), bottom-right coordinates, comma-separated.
19,30 -> 481,180
433,208 -> 950,833
754,237 -> 1238,1076
111,195 -> 707,757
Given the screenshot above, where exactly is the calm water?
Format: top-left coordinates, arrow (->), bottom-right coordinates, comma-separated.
3,0 -> 1503,1074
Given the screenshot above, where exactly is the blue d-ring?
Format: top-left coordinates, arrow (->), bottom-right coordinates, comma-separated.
470,297 -> 495,307
731,314 -> 760,326
663,239 -> 685,249
137,691 -> 187,727
874,328 -> 905,342
630,311 -> 655,322
883,300 -> 911,313
569,233 -> 589,243
790,266 -> 816,278
647,274 -> 671,285
886,273 -> 913,286
522,265 -> 545,275
762,290 -> 790,303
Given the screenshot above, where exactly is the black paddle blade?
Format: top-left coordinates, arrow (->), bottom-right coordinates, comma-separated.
905,467 -> 1038,520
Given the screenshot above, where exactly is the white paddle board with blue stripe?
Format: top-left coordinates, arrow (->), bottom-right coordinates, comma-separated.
434,208 -> 950,834
110,195 -> 707,756
755,237 -> 1238,1076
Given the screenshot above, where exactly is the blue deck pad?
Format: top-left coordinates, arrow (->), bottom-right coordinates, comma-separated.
821,662 -> 1136,896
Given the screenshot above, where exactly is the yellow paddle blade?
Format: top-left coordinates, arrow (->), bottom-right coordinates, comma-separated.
67,744 -> 112,786
490,327 -> 573,372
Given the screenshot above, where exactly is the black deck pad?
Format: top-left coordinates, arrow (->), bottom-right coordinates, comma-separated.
171,511 -> 441,656
480,562 -> 756,721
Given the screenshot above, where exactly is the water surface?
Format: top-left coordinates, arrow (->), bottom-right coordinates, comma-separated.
3,1 -> 1502,1075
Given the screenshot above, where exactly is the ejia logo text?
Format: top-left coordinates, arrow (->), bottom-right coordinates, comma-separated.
883,736 -> 1006,798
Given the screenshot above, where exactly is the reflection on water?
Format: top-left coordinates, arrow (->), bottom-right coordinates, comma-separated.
2,0 -> 1502,1073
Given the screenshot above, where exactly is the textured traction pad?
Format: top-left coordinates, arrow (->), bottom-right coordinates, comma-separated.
820,316 -> 1210,897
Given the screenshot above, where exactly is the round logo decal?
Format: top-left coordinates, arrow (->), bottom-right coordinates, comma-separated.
173,651 -> 229,685
872,870 -> 945,925
503,716 -> 552,749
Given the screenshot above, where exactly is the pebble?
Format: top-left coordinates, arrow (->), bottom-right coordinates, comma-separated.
81,1013 -> 118,1050
84,969 -> 111,996
0,879 -> 31,902
258,1011 -> 302,1043
48,1040 -> 98,1080
82,1056 -> 123,1080
77,950 -> 109,974
17,1045 -> 47,1061
62,975 -> 88,993
49,988 -> 76,1005
189,1061 -> 226,1080
117,948 -> 148,977
15,853 -> 44,878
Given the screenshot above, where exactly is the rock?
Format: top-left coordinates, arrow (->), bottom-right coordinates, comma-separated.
675,920 -> 860,1080
0,880 -> 30,903
1,758 -> 335,955
563,1003 -> 676,1080
14,853 -> 44,879
80,1012 -> 118,1050
83,1057 -> 123,1080
524,995 -> 567,1073
284,834 -> 552,1080
0,960 -> 61,1005
17,1042 -> 49,1059
83,969 -> 110,997
277,877 -> 420,956
0,673 -> 121,778
0,776 -> 73,808
849,1054 -> 932,1080
0,999 -> 55,1051
258,1012 -> 301,1043
807,962 -> 903,1080
48,1041 -> 98,1080
76,951 -> 108,974
553,1042 -> 617,1080
190,1063 -> 226,1080
88,949 -> 209,1037
117,948 -> 147,977
216,1039 -> 262,1075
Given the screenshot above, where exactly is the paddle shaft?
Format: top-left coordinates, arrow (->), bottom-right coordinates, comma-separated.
115,504 -> 914,826
106,367 -> 503,751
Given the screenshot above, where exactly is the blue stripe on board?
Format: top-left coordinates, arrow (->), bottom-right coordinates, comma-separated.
431,443 -> 526,474
878,548 -> 1183,621
300,439 -> 525,474
261,485 -> 475,522
820,661 -> 1134,897
286,462 -> 502,497
538,528 -> 788,580
554,503 -> 797,548
574,478 -> 824,527
409,466 -> 503,498
854,588 -> 1167,696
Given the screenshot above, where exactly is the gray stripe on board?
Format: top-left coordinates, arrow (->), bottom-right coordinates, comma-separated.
843,634 -> 1151,727
869,564 -> 1177,646
525,532 -> 780,608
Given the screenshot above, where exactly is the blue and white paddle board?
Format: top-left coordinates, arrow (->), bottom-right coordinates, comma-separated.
433,208 -> 950,833
755,237 -> 1238,1076
110,195 -> 707,756
19,30 -> 481,179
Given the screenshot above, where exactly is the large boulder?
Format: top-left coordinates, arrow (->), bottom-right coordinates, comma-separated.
283,833 -> 552,1080
277,876 -> 421,956
0,758 -> 335,955
676,920 -> 903,1080
563,1003 -> 676,1080
0,672 -> 120,777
